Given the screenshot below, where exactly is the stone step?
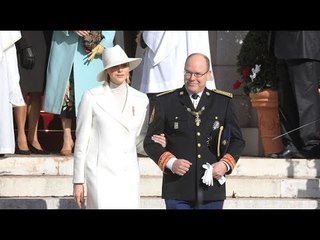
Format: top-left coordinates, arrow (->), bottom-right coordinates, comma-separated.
0,155 -> 73,176
0,175 -> 162,197
0,196 -> 318,209
0,197 -> 163,209
231,157 -> 320,178
0,174 -> 319,199
1,155 -> 319,202
223,197 -> 320,209
0,155 -> 72,176
226,176 -> 320,198
1,155 -> 320,178
0,196 -> 164,209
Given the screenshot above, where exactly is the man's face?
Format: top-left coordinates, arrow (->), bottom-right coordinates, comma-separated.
184,55 -> 210,94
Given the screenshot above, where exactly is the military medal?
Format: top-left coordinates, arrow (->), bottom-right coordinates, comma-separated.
195,112 -> 201,126
185,106 -> 205,126
213,120 -> 220,130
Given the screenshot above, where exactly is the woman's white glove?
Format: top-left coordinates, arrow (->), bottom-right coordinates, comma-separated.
202,163 -> 214,186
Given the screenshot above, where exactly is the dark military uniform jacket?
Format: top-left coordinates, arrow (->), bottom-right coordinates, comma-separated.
144,86 -> 245,202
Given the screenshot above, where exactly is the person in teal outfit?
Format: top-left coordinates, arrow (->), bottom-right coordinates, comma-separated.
43,31 -> 115,156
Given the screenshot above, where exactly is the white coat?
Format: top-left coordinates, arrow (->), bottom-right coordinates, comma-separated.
73,83 -> 149,209
131,31 -> 216,93
0,31 -> 25,154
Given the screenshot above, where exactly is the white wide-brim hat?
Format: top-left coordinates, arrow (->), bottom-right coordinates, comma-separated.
97,45 -> 142,81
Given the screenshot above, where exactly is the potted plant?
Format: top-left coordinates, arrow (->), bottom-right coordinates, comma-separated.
233,31 -> 284,157
233,31 -> 278,95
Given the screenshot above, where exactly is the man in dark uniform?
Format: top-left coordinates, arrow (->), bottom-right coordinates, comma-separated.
143,53 -> 245,209
271,31 -> 320,159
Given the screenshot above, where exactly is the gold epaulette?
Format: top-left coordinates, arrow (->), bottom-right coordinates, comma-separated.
212,89 -> 233,98
156,89 -> 177,97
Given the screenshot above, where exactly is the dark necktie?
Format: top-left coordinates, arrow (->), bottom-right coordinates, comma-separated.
191,94 -> 199,108
191,94 -> 199,100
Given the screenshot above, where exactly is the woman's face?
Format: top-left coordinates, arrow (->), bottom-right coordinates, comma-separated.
106,63 -> 130,85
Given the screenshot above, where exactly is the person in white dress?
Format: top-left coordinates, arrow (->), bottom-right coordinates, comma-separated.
73,45 -> 165,209
131,31 -> 216,94
0,31 -> 25,157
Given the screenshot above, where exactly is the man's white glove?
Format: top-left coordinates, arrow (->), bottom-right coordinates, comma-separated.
202,163 -> 214,186
202,162 -> 226,186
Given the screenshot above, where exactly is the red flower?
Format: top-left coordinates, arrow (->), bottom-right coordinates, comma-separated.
232,80 -> 242,90
232,66 -> 250,91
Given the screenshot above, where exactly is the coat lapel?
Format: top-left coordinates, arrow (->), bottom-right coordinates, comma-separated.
178,87 -> 194,110
95,84 -> 130,132
197,88 -> 211,110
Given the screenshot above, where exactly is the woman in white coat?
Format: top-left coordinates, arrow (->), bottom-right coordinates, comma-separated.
73,45 -> 165,209
0,31 -> 25,157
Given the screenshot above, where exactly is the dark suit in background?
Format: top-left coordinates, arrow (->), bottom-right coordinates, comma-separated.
273,31 -> 320,158
13,31 -> 52,155
16,31 -> 52,94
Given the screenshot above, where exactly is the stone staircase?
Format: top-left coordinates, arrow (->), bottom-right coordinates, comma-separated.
0,155 -> 319,209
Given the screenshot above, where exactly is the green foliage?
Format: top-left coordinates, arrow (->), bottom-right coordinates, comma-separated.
236,31 -> 278,95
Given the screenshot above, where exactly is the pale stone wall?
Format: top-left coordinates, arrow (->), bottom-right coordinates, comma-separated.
209,31 -> 257,128
209,31 -> 262,155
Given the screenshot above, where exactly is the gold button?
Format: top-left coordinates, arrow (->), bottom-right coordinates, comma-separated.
197,154 -> 201,159
197,143 -> 201,147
